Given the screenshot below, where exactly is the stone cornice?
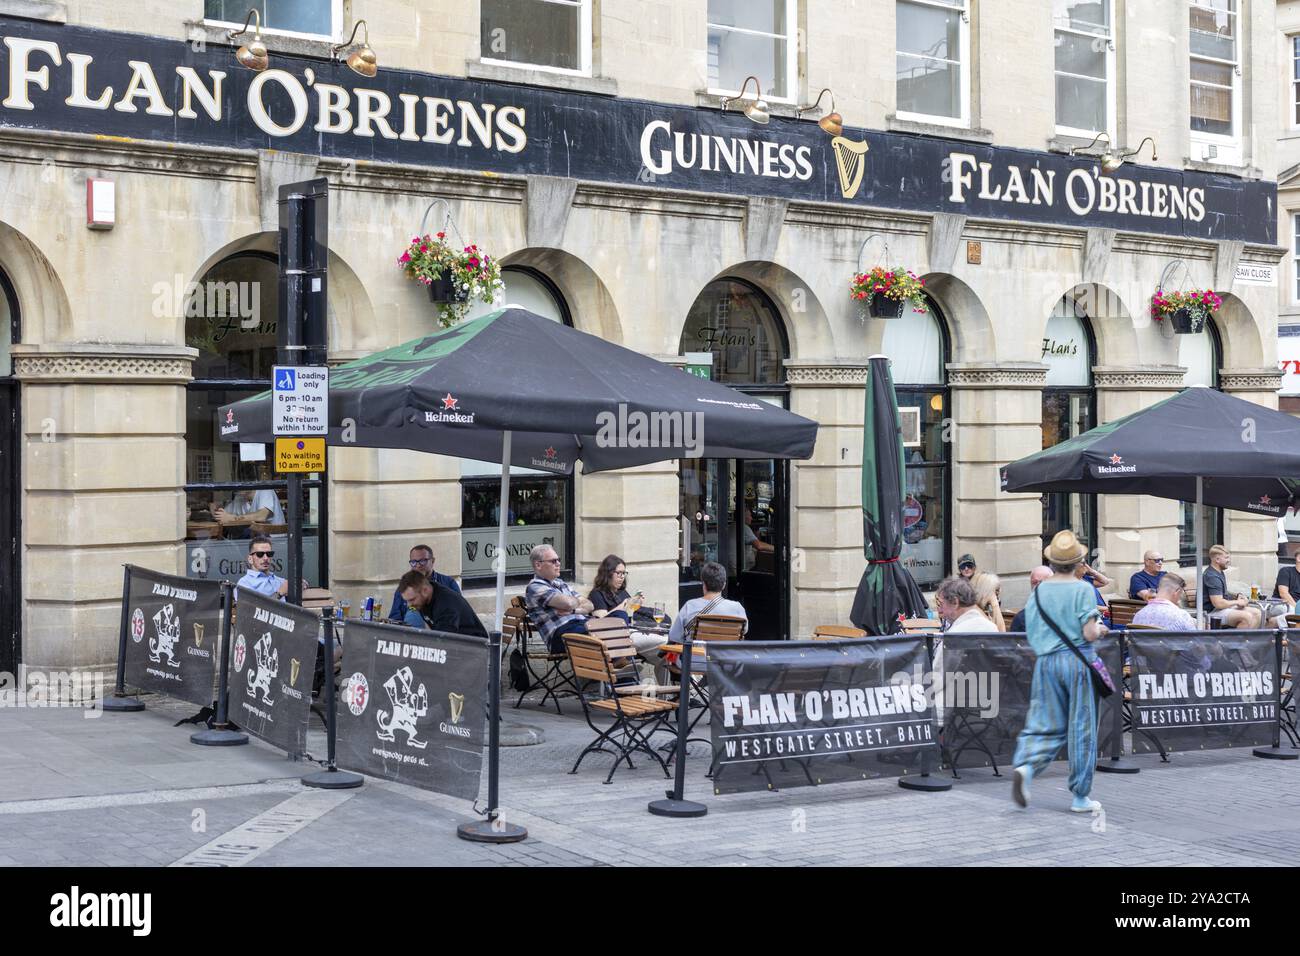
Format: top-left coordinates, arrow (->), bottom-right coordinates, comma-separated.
1092,365 -> 1187,389
12,344 -> 198,384
946,363 -> 1048,388
1220,368 -> 1285,391
783,361 -> 870,387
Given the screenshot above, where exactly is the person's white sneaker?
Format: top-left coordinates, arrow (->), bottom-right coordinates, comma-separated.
1070,796 -> 1102,813
1011,766 -> 1031,808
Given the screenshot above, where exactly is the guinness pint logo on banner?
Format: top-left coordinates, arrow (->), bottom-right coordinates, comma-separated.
289,658 -> 301,687
449,691 -> 465,724
192,622 -> 205,648
831,136 -> 869,199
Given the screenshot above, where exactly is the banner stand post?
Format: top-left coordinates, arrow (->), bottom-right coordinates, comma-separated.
103,564 -> 145,712
899,633 -> 951,792
1252,628 -> 1298,760
1096,630 -> 1139,773
648,628 -> 709,817
459,627 -> 528,841
192,583 -> 249,746
304,614 -> 364,788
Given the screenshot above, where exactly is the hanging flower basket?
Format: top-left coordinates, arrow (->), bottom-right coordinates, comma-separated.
398,231 -> 503,328
850,266 -> 928,321
1150,288 -> 1220,335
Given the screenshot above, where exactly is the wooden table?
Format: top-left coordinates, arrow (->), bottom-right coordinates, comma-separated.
186,521 -> 222,540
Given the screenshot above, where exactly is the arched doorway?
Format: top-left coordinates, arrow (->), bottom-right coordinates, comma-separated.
1178,322 -> 1225,564
1042,293 -> 1098,555
183,251 -> 328,586
460,267 -> 576,585
0,265 -> 19,673
882,296 -> 951,589
678,278 -> 790,639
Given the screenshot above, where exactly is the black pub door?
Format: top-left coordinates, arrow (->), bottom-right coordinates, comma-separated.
0,378 -> 18,673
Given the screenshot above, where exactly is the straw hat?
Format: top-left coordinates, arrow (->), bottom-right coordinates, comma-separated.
1043,530 -> 1087,565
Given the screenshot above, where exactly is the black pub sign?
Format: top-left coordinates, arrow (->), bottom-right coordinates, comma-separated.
0,17 -> 1275,244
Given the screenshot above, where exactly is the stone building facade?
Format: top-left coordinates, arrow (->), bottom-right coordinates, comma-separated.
0,0 -> 1286,671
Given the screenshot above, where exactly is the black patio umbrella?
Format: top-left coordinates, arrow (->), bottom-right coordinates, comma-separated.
219,306 -> 819,625
1001,386 -> 1300,625
850,356 -> 929,635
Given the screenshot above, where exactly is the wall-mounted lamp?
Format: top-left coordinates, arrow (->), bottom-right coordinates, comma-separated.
333,19 -> 378,78
797,87 -> 843,136
227,9 -> 269,72
1070,132 -> 1159,175
720,75 -> 770,125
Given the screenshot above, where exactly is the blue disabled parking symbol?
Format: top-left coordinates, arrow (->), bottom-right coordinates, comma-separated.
275,369 -> 296,391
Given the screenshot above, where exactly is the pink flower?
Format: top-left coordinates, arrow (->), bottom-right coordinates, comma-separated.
436,231 -> 446,240
399,252 -> 411,264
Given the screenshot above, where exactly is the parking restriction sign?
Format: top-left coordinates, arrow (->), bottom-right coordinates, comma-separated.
273,365 -> 329,436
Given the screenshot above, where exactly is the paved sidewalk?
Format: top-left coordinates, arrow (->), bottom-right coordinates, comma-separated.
0,692 -> 1297,866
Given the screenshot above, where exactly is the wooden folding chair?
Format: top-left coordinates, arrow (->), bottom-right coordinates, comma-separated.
585,616 -> 679,696
1107,598 -> 1145,629
563,634 -> 677,785
505,599 -> 576,714
811,624 -> 867,640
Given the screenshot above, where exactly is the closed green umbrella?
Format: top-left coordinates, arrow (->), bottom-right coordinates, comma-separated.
850,356 -> 929,634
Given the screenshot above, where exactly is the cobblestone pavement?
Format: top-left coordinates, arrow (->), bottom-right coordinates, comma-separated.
0,691 -> 1296,867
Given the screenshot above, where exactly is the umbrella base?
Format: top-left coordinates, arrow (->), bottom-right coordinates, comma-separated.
648,798 -> 709,818
1095,758 -> 1140,774
898,773 -> 951,792
1252,747 -> 1298,760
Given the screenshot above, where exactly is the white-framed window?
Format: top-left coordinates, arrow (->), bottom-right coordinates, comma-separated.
1189,0 -> 1242,164
896,0 -> 970,126
204,0 -> 342,42
1053,0 -> 1115,138
1291,35 -> 1300,128
1293,212 -> 1300,303
480,0 -> 593,76
707,0 -> 798,104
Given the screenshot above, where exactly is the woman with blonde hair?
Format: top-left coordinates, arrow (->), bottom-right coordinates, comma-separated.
971,572 -> 1006,632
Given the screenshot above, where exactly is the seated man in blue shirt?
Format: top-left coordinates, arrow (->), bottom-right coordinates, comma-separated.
236,535 -> 287,599
388,544 -> 460,622
1128,550 -> 1165,601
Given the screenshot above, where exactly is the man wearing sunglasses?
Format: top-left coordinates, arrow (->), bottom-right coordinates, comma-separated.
388,544 -> 460,622
236,535 -> 289,599
1129,551 -> 1165,601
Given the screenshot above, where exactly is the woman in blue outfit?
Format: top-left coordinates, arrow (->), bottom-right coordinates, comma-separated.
1011,530 -> 1108,814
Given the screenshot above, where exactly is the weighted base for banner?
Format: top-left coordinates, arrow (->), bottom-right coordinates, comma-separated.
101,695 -> 145,713
1095,759 -> 1140,774
648,797 -> 708,818
898,773 -> 951,792
1251,747 -> 1298,760
303,767 -> 364,788
190,727 -> 249,746
457,818 -> 527,843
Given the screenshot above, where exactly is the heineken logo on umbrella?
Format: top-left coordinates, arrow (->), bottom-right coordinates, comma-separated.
1096,453 -> 1136,475
530,444 -> 566,472
424,393 -> 476,425
1248,494 -> 1281,514
220,408 -> 238,437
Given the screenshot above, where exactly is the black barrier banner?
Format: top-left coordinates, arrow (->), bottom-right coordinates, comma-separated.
122,566 -> 221,707
940,633 -> 1122,770
1128,631 -> 1278,754
227,588 -> 319,755
706,637 -> 938,794
335,621 -> 487,800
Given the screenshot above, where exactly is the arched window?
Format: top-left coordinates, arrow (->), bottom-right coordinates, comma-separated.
1178,322 -> 1225,565
679,279 -> 787,385
883,300 -> 950,589
460,267 -> 575,583
183,252 -> 326,586
1041,294 -> 1098,556
0,265 -> 20,674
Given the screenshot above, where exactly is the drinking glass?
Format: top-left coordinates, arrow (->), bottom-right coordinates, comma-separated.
652,605 -> 665,626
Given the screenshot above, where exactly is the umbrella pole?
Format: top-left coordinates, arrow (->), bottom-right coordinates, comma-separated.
459,429 -> 526,843
1195,477 -> 1204,631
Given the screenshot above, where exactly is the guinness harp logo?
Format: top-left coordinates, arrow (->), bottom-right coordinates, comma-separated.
831,136 -> 870,200
448,691 -> 465,724
192,623 -> 205,647
289,658 -> 301,686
